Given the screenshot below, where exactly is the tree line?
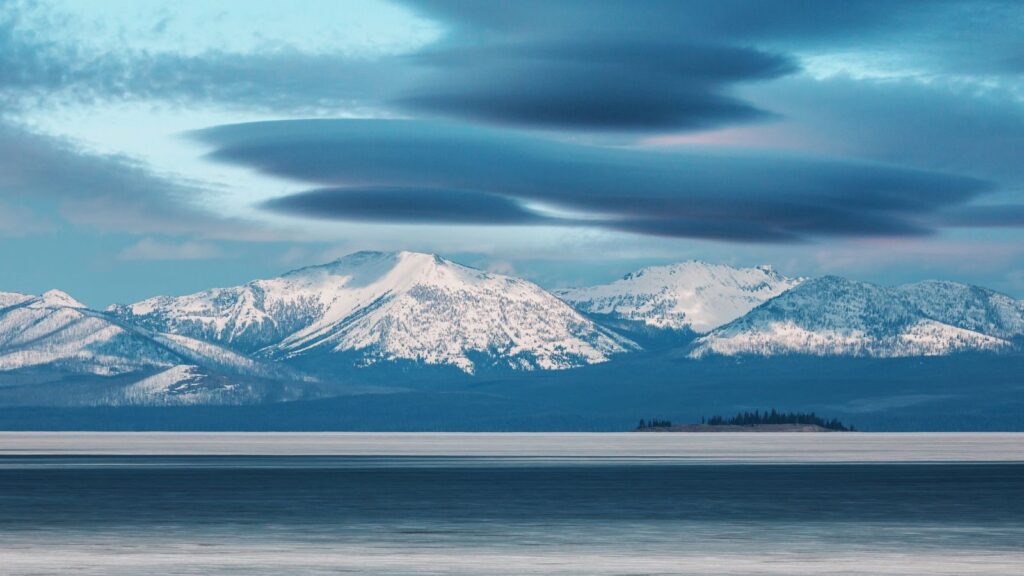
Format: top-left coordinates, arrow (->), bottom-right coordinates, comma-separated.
636,418 -> 674,429
636,409 -> 854,431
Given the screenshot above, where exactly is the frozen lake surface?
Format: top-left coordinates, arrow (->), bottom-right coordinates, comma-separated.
1,433 -> 1021,575
0,431 -> 1022,461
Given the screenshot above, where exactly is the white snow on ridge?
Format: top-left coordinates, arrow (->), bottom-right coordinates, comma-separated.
115,251 -> 636,374
0,288 -> 278,410
898,280 -> 1024,339
0,292 -> 34,309
4,254 -> 1022,389
898,320 -> 1009,355
690,276 -> 1021,358
0,292 -> 172,375
38,289 -> 86,309
153,332 -> 264,374
557,260 -> 803,333
115,365 -> 246,406
119,365 -> 206,403
692,319 -> 1007,358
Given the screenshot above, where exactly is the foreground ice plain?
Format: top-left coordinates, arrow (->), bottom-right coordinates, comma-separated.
1,432 -> 1022,461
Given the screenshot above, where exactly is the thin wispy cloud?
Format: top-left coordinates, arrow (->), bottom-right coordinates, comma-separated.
118,238 -> 226,261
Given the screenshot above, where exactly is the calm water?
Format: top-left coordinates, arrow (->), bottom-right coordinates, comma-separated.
0,435 -> 1022,575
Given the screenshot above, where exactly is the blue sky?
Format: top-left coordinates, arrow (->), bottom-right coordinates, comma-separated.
1,0 -> 1023,306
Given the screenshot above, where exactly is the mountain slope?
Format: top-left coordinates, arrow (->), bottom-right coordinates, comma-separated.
0,289 -> 176,376
0,290 -> 287,405
112,251 -> 636,374
556,260 -> 803,334
691,276 -> 1018,358
898,280 -> 1024,339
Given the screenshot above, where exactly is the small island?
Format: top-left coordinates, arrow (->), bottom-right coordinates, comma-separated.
635,410 -> 855,432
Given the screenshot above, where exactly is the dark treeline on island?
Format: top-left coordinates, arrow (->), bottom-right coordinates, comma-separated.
636,409 -> 855,432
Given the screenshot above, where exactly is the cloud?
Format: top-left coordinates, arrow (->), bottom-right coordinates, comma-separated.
485,260 -> 518,276
648,76 -> 1024,231
195,118 -> 992,243
0,200 -> 53,236
398,41 -> 796,131
398,0 -> 924,42
936,205 -> 1024,228
0,119 -> 279,241
731,76 -> 1024,185
4,1 -> 793,132
118,238 -> 225,261
0,1 -> 407,114
402,1 -> 1024,69
262,187 -> 554,225
392,0 -> 913,131
4,0 -> 1021,135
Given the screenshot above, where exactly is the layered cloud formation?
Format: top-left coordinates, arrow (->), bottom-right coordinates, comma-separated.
399,41 -> 796,131
1,0 -> 1024,300
197,119 -> 991,242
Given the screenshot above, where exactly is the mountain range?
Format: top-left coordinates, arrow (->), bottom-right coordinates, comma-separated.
109,251 -> 634,375
691,276 -> 1024,358
1,250 -> 1022,411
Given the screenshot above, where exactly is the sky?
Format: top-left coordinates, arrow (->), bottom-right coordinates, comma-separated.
1,0 -> 1023,306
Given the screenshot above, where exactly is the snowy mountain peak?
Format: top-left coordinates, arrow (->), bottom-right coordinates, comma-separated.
113,251 -> 635,374
0,289 -> 88,311
691,276 -> 1023,358
558,260 -> 803,333
294,249 -> 437,271
38,289 -> 86,309
897,280 -> 1024,339
0,292 -> 34,309
279,251 -> 487,294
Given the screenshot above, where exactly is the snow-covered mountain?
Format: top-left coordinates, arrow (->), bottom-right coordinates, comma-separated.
897,281 -> 1024,339
111,251 -> 635,374
556,260 -> 803,334
4,256 -> 1021,410
691,276 -> 1023,358
0,289 -> 175,376
0,289 -> 286,405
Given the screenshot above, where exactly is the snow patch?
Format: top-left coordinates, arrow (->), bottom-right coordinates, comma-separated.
114,251 -> 636,374
558,260 -> 803,333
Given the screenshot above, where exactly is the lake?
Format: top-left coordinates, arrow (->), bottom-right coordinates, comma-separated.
1,433 -> 1022,575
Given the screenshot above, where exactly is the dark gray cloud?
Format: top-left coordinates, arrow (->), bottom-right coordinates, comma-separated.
399,1 -> 912,43
262,187 -> 553,225
387,1 -> 817,131
409,0 -> 1022,133
4,0 -> 1021,133
194,119 -> 992,242
399,41 -> 796,131
243,0 -> 1017,131
2,0 -> 1022,247
403,1 -> 1023,59
1,2 -> 793,131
